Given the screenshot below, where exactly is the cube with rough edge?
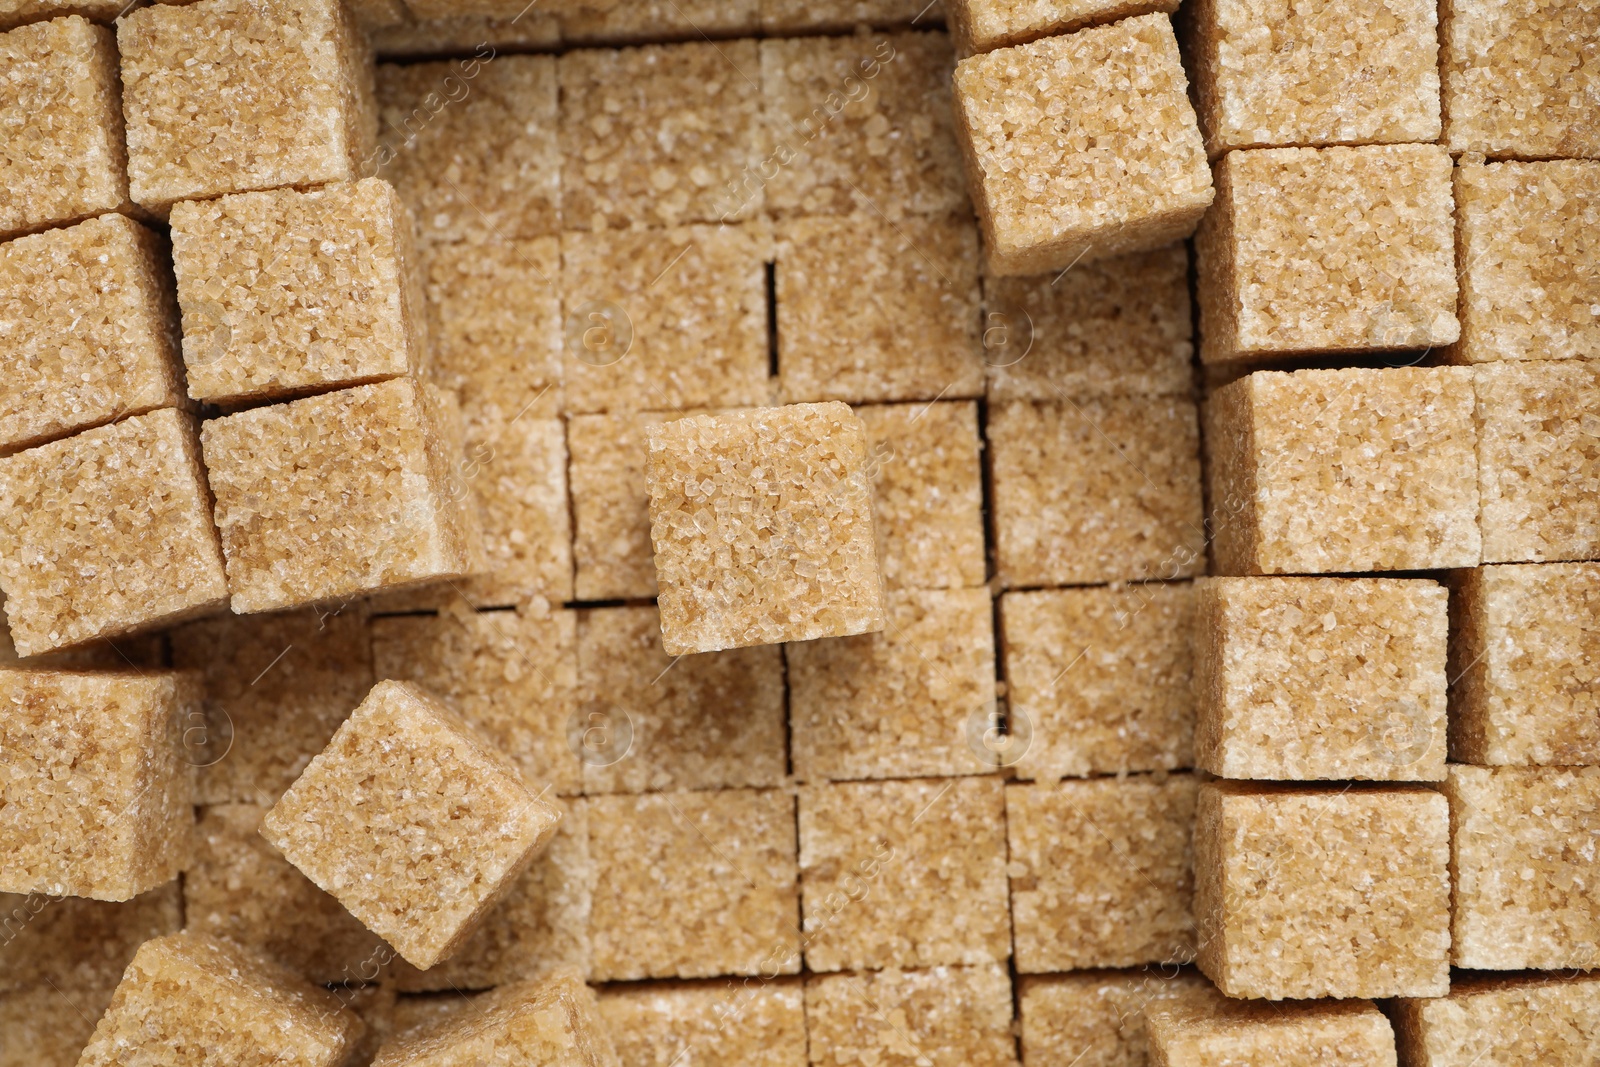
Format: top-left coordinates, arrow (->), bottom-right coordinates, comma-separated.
1007,777 -> 1197,973
982,243 -> 1193,402
1448,563 -> 1600,766
1002,583 -> 1196,781
576,605 -> 785,795
0,984 -> 111,1067
1018,970 -> 1212,1067
1145,989 -> 1398,1067
0,0 -> 127,31
804,964 -> 1019,1067
1185,0 -> 1440,156
200,378 -> 481,614
117,0 -> 375,213
989,397 -> 1205,588
759,32 -> 967,220
952,14 -> 1213,277
261,680 -> 564,971
587,789 -> 799,981
1194,781 -> 1451,999
168,179 -> 426,405
1394,972 -> 1600,1066
0,16 -> 128,240
371,603 -> 580,795
0,408 -> 227,658
1195,576 -> 1449,782
799,778 -> 1008,972
949,0 -> 1179,54
77,932 -> 363,1067
0,214 -> 182,454
788,587 -> 997,782
1204,367 -> 1481,575
645,403 -> 885,656
560,0 -> 760,43
597,979 -> 806,1067
1194,145 -> 1458,364
1443,765 -> 1600,970
0,882 -> 180,996
1450,160 -> 1600,365
1441,0 -> 1600,158
1475,361 -> 1600,564
775,215 -> 983,406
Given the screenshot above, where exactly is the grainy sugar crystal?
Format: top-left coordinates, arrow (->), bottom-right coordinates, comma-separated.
372,12 -> 560,57
597,980 -> 806,1067
1018,970 -> 1211,1067
948,0 -> 1179,54
1393,972 -> 1600,1066
0,0 -> 125,30
559,0 -> 760,43
762,0 -> 938,33
804,965 -> 1019,1067
0,882 -> 180,997
1146,988 -> 1399,1066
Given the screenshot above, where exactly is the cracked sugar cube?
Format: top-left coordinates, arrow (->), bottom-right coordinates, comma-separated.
1002,583 -> 1196,781
1204,367 -> 1480,575
1195,144 -> 1458,364
561,0 -> 760,43
1394,972 -> 1600,1067
645,404 -> 885,656
1195,781 -> 1451,1000
79,932 -> 362,1067
775,215 -> 983,406
799,778 -> 1008,972
0,882 -> 180,998
1007,777 -> 1197,973
949,0 -> 1179,54
201,378 -> 481,614
1450,159 -> 1600,365
569,410 -> 690,602
598,979 -> 806,1067
1195,576 -> 1449,782
261,680 -> 563,972
1449,563 -> 1600,767
0,214 -> 182,454
587,789 -> 799,981
118,0 -> 374,213
1018,970 -> 1211,1067
576,604 -> 785,795
953,14 -> 1213,277
1444,765 -> 1600,971
805,964 -> 1018,1067
989,397 -> 1205,587
1146,988 -> 1398,1066
169,179 -> 426,405
0,408 -> 227,657
1475,361 -> 1600,564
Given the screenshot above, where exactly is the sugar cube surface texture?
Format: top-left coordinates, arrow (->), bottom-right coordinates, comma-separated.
645,403 -> 885,655
597,980 -> 805,1067
949,0 -> 1179,53
1393,972 -> 1600,1067
805,964 -> 1019,1067
1146,989 -> 1399,1066
1018,971 -> 1211,1067
953,14 -> 1213,276
0,407 -> 227,658
0,883 -> 180,997
0,0 -> 125,31
261,680 -> 563,971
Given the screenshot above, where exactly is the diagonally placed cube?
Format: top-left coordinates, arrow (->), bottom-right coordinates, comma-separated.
597,979 -> 806,1067
804,964 -> 1019,1067
1146,988 -> 1398,1066
952,14 -> 1213,277
261,680 -> 564,971
1394,972 -> 1600,1066
949,0 -> 1180,54
645,403 -> 885,655
1018,970 -> 1211,1067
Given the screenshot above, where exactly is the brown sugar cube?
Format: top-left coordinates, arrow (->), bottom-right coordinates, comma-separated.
1195,576 -> 1449,782
1441,0 -> 1600,158
262,680 -> 564,971
568,410 -> 685,602
645,404 -> 885,656
1194,781 -> 1451,999
559,41 -> 765,230
372,12 -> 560,58
597,979 -> 806,1067
79,932 -> 362,1067
1204,367 -> 1481,575
1001,583 -> 1196,781
1475,361 -> 1600,564
1145,988 -> 1398,1066
759,32 -> 967,220
576,605 -> 785,794
1007,777 -> 1197,973
982,243 -> 1193,402
789,588 -> 996,782
989,397 -> 1205,587
169,179 -> 425,405
200,378 -> 480,614
118,0 -> 374,214
0,882 -> 180,997
0,985 -> 110,1067
1018,970 -> 1211,1067
949,0 -> 1177,54
1195,145 -> 1458,364
804,964 -> 1019,1067
1450,160 -> 1600,365
762,0 -> 938,33
775,215 -> 983,406
799,778 -> 1007,971
0,0 -> 126,31
0,214 -> 182,454
1394,972 -> 1600,1066
1443,765 -> 1600,970
587,789 -> 800,981
1449,563 -> 1600,766
561,224 -> 772,415
953,15 -> 1213,277
560,0 -> 760,43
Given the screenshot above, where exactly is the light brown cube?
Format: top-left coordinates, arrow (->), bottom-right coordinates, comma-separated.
1394,972 -> 1600,1067
950,0 -> 1179,53
0,0 -> 127,31
1146,989 -> 1398,1066
1195,781 -> 1451,1000
804,964 -> 1019,1067
372,12 -> 560,57
761,0 -> 938,33
1204,368 -> 1481,575
560,0 -> 760,43
953,14 -> 1213,276
597,980 -> 806,1067
1018,970 -> 1211,1067
989,397 -> 1205,587
1195,145 -> 1458,363
0,882 -> 180,997
569,410 -> 683,602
